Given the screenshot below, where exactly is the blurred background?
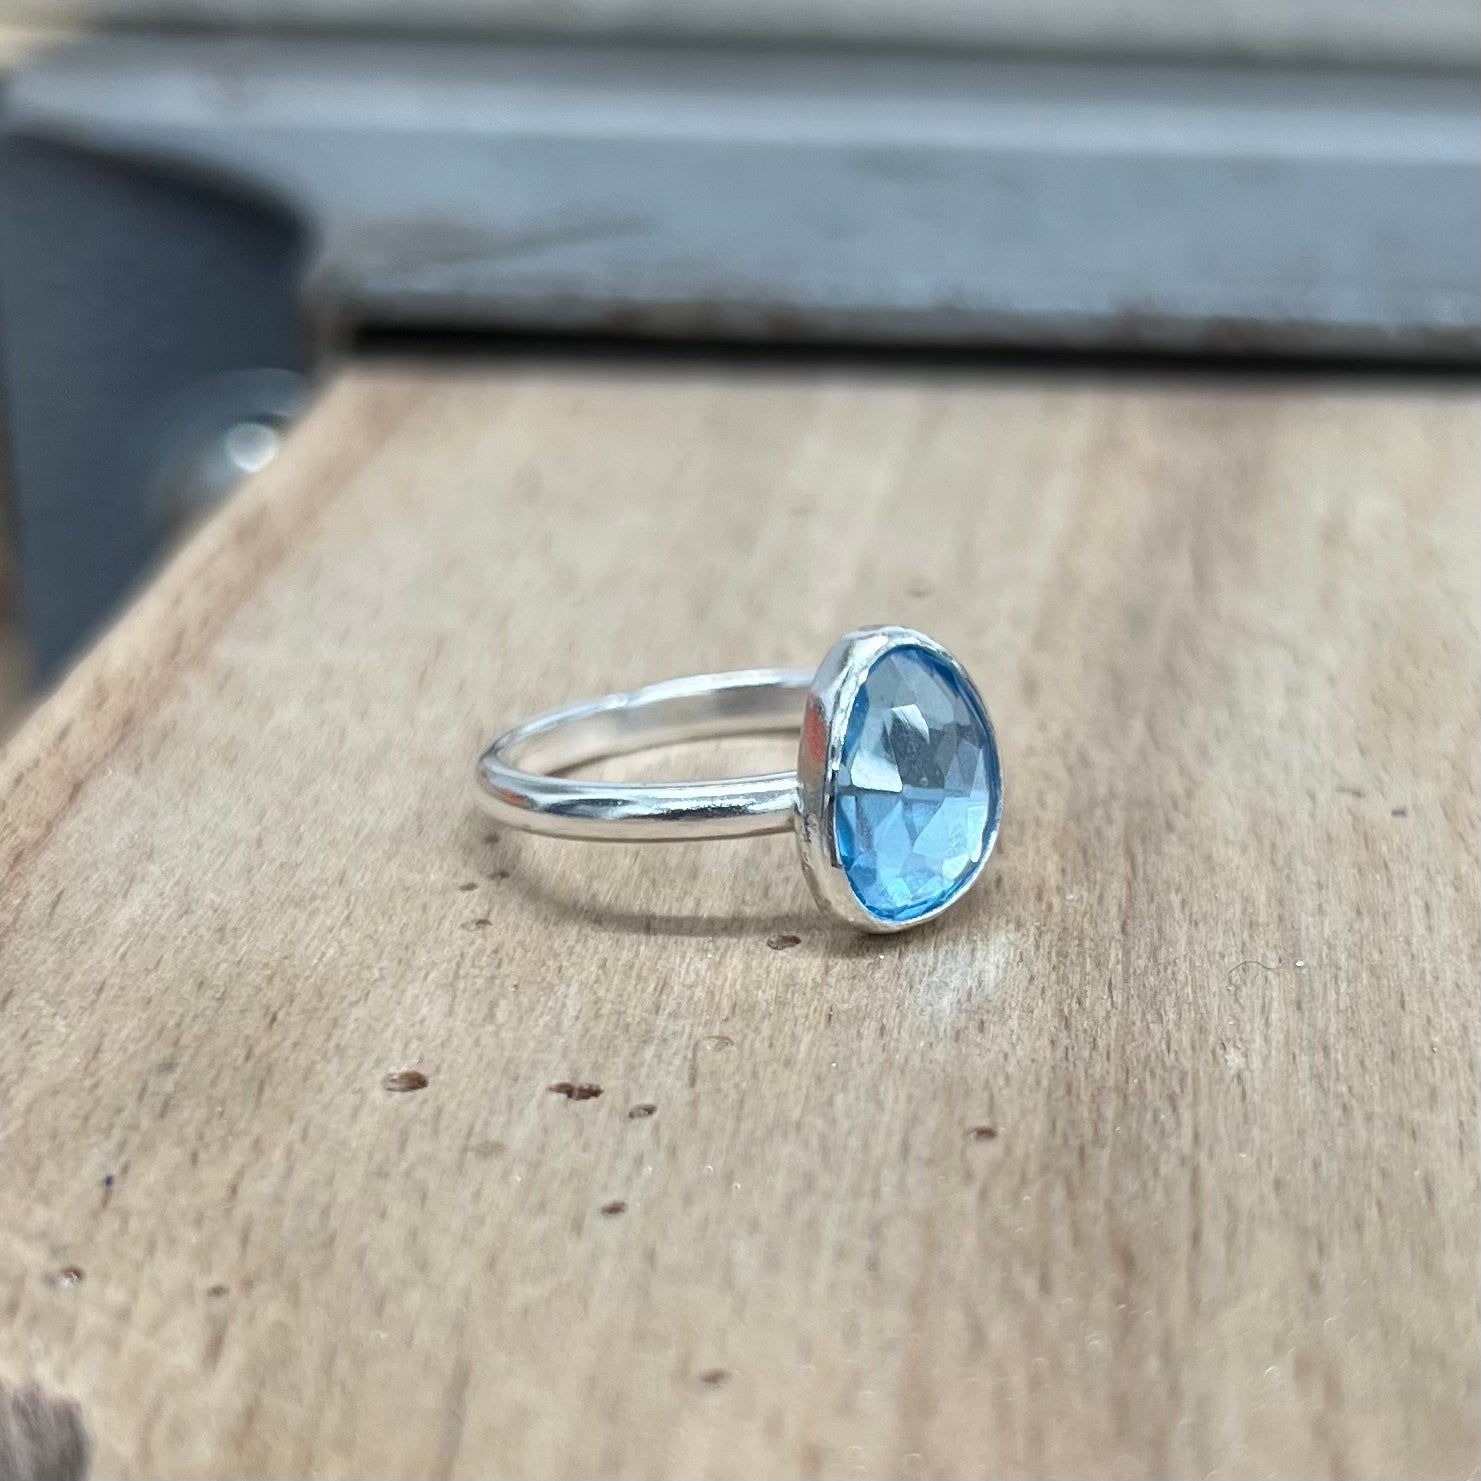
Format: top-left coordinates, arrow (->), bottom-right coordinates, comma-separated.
0,0 -> 1476,735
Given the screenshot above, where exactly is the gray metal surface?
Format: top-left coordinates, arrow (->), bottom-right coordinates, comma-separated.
13,0 -> 1481,70
0,125 -> 308,674
9,35 -> 1479,357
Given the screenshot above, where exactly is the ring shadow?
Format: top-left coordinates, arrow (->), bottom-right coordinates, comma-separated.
458,812 -> 979,951
460,814 -> 809,939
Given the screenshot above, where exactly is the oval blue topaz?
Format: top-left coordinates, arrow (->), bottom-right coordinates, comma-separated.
833,645 -> 1000,923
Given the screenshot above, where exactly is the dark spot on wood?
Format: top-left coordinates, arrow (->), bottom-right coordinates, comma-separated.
461,917 -> 492,931
1391,805 -> 1409,817
968,1125 -> 998,1141
1336,784 -> 1365,798
0,1378 -> 91,1481
48,1267 -> 84,1289
698,1368 -> 730,1387
701,1035 -> 734,1051
600,1200 -> 627,1216
907,579 -> 933,599
470,1139 -> 506,1159
548,1081 -> 602,1101
382,1069 -> 429,1093
627,1103 -> 657,1119
100,1175 -> 114,1189
767,933 -> 802,951
457,882 -> 478,891
486,868 -> 511,881
153,1059 -> 177,1074
206,1284 -> 229,1299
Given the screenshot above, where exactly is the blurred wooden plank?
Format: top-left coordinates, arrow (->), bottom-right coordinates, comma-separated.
0,603 -> 28,739
0,482 -> 29,738
0,361 -> 1476,1480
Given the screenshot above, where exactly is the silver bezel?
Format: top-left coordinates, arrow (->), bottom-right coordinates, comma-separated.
793,626 -> 1003,934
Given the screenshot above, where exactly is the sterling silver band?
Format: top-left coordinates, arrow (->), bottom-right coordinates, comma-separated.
476,669 -> 811,841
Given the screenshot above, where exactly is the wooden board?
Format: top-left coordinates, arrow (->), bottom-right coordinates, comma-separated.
0,361 -> 1476,1481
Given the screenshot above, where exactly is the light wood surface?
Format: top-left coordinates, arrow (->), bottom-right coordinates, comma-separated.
0,361 -> 1476,1481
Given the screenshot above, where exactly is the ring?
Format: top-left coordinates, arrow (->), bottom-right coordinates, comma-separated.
476,625 -> 1003,933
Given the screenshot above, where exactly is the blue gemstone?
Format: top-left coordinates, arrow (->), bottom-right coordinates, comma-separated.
834,645 -> 1000,922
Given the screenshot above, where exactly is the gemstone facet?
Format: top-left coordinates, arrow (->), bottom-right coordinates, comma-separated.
833,645 -> 1000,923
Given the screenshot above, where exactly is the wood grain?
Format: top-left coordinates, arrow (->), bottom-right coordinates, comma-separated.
0,361 -> 1475,1481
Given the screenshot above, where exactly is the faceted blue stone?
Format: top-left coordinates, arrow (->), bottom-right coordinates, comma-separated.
834,645 -> 1000,922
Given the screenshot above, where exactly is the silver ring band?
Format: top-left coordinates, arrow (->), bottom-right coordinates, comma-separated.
475,626 -> 1003,933
476,669 -> 810,841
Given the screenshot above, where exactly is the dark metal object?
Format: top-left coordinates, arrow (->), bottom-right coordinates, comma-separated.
0,124 -> 308,676
10,37 -> 1477,359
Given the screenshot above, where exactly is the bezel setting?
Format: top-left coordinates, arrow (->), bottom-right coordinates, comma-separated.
793,625 -> 1002,933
